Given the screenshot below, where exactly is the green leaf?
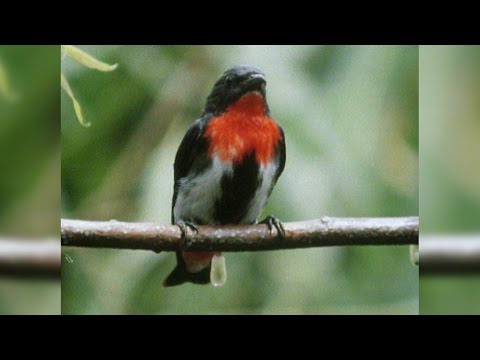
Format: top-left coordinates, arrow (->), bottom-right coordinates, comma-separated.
62,45 -> 118,72
61,73 -> 90,127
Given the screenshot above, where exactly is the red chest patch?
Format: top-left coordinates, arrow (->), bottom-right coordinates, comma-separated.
204,93 -> 282,166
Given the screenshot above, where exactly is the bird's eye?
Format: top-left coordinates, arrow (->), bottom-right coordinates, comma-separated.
224,76 -> 233,86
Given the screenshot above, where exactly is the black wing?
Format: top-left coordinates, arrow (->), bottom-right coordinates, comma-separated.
273,125 -> 286,184
171,115 -> 212,223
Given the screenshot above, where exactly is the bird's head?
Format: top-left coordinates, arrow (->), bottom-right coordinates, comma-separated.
204,65 -> 269,115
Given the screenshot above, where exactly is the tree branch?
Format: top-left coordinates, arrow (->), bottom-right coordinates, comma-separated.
420,236 -> 480,274
0,239 -> 60,279
61,217 -> 418,252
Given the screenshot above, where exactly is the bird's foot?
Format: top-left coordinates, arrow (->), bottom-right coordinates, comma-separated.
176,220 -> 199,248
259,215 -> 285,239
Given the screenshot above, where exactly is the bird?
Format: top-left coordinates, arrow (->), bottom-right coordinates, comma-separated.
164,65 -> 286,287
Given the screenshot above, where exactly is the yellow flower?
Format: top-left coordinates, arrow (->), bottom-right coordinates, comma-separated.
61,45 -> 118,127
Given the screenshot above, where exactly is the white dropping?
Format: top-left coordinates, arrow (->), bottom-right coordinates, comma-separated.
210,253 -> 227,287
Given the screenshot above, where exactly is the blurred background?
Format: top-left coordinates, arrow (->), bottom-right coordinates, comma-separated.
61,45 -> 418,314
0,46 -> 60,314
420,45 -> 480,314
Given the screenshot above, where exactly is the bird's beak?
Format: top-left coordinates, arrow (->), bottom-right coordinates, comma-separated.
247,73 -> 266,85
244,73 -> 266,92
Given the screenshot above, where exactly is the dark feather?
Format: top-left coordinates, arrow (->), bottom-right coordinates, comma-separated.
274,126 -> 287,185
215,151 -> 260,224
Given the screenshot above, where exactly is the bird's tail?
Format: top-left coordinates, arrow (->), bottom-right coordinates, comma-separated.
163,252 -> 227,287
163,252 -> 211,287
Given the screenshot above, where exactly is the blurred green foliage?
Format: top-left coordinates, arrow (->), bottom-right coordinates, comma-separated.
420,45 -> 480,314
0,45 -> 60,315
420,277 -> 480,315
61,46 -> 418,314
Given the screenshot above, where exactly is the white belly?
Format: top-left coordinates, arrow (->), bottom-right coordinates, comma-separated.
173,156 -> 278,225
173,156 -> 231,224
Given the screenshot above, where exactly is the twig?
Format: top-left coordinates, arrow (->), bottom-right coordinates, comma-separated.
0,239 -> 60,279
420,236 -> 480,275
61,217 -> 418,252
